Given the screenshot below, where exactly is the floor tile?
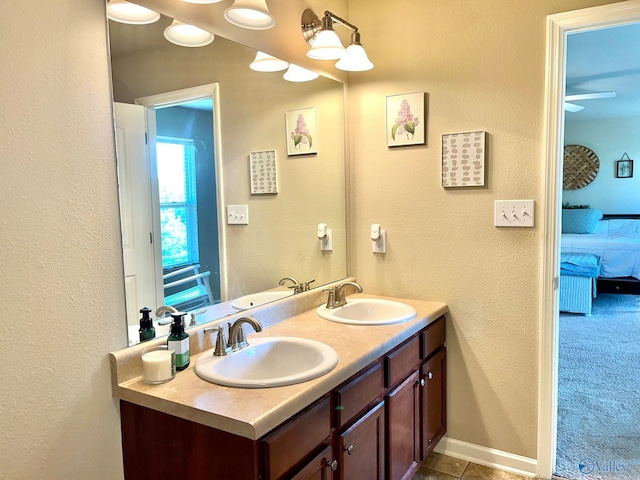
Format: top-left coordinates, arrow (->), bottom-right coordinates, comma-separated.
460,463 -> 530,480
413,465 -> 460,480
423,452 -> 469,477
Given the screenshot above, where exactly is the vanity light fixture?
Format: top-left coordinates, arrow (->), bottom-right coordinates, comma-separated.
283,64 -> 319,82
163,19 -> 215,47
249,52 -> 289,72
106,0 -> 160,24
302,8 -> 373,70
224,0 -> 276,30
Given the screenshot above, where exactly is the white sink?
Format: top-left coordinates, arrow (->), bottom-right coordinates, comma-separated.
317,298 -> 417,325
195,337 -> 339,388
230,290 -> 293,311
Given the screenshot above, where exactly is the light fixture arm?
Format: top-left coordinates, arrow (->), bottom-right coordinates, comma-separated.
323,11 -> 357,34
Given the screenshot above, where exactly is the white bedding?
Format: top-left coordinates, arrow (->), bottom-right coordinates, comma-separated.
561,219 -> 640,280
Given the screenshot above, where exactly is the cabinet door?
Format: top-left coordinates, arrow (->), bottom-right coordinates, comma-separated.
386,371 -> 420,480
338,401 -> 385,480
421,348 -> 446,459
291,445 -> 336,480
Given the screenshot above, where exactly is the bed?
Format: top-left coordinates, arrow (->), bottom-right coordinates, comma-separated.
561,211 -> 640,285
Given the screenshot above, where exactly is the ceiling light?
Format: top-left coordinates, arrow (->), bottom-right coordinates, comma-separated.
181,0 -> 224,3
163,19 -> 215,47
249,52 -> 289,72
335,32 -> 374,71
106,0 -> 160,24
301,9 -> 373,69
283,64 -> 319,82
224,0 -> 276,30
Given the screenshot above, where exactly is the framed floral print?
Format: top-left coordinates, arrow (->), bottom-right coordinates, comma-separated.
286,107 -> 317,155
386,92 -> 425,147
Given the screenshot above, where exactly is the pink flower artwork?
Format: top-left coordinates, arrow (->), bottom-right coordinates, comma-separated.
392,99 -> 419,141
286,107 -> 318,155
290,114 -> 313,150
386,92 -> 425,147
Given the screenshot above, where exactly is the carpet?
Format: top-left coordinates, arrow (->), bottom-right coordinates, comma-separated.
555,294 -> 640,480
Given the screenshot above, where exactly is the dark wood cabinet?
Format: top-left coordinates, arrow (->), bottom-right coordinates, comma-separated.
291,445 -> 336,480
119,315 -> 447,480
421,348 -> 447,459
338,401 -> 385,480
386,371 -> 420,480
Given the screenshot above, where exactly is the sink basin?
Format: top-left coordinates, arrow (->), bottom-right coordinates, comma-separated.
317,298 -> 417,325
230,290 -> 293,311
195,337 -> 339,388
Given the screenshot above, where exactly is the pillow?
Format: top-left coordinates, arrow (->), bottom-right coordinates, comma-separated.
562,208 -> 603,234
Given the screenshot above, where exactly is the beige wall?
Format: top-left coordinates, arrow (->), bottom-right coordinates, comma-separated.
0,1 -> 126,479
0,0 -> 622,479
347,0 -> 615,458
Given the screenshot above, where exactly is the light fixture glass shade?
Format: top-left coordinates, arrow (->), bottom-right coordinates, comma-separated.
249,52 -> 289,72
163,20 -> 215,47
307,29 -> 345,60
283,64 -> 319,82
106,0 -> 160,24
181,0 -> 224,3
224,0 -> 276,30
335,44 -> 374,71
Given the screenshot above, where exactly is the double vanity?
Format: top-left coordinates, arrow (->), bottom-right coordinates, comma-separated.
110,281 -> 448,479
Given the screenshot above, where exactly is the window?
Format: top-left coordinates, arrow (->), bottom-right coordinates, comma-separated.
156,137 -> 199,269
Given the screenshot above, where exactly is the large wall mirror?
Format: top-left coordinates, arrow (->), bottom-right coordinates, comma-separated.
108,14 -> 347,346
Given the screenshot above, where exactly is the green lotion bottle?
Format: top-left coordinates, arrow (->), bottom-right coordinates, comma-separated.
138,307 -> 156,343
167,312 -> 190,371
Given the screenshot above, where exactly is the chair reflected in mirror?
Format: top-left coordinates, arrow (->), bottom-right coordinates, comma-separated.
163,264 -> 214,312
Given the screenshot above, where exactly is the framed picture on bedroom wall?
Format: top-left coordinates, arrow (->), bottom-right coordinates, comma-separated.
616,158 -> 633,178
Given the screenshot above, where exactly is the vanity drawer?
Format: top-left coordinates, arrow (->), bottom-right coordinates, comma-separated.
262,397 -> 331,480
385,335 -> 420,388
334,362 -> 383,429
421,316 -> 446,360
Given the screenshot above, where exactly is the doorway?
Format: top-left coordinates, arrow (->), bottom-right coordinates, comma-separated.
539,2 -> 640,479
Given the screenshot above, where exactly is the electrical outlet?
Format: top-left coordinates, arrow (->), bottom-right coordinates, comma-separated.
372,230 -> 387,253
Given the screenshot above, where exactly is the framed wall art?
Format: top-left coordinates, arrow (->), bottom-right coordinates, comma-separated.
616,153 -> 633,178
441,130 -> 486,188
286,107 -> 317,156
249,150 -> 278,194
386,92 -> 425,147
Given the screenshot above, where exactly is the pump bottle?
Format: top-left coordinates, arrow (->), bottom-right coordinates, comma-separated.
138,307 -> 156,343
167,312 -> 190,371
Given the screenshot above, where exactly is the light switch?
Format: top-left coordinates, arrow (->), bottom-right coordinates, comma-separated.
227,205 -> 249,225
494,200 -> 534,227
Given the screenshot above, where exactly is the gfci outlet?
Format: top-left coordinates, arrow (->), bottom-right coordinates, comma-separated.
372,230 -> 387,253
494,200 -> 535,227
227,205 -> 249,225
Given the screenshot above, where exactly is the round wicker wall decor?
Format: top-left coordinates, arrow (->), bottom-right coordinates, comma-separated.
563,144 -> 600,190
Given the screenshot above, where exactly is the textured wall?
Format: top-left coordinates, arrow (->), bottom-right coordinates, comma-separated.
346,0 -> 615,459
0,1 -> 126,479
564,115 -> 640,213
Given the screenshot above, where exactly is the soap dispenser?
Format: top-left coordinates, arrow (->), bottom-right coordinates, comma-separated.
167,312 -> 190,371
138,307 -> 156,343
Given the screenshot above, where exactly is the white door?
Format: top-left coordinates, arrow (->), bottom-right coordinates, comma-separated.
115,102 -> 158,329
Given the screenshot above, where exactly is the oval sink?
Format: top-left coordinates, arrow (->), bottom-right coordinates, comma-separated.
195,337 -> 339,388
230,290 -> 294,311
317,298 -> 417,325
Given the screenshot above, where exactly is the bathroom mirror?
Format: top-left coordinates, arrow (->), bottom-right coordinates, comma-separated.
108,17 -> 347,345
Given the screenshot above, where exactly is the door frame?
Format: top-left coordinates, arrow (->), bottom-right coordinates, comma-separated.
538,2 -> 640,478
134,83 -> 228,304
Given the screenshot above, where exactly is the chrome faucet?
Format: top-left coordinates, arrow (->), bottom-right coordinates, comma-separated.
155,305 -> 179,325
279,276 -> 302,293
227,316 -> 263,352
324,281 -> 363,309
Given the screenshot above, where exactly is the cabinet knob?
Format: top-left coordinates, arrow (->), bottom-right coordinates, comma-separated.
419,378 -> 425,387
344,444 -> 355,455
326,460 -> 339,471
428,371 -> 433,380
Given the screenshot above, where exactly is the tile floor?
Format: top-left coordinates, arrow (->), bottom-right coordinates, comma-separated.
413,452 -> 531,480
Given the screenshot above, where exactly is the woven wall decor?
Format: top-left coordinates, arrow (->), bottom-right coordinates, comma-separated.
563,144 -> 600,190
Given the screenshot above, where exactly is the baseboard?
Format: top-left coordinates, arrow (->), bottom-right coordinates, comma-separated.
434,436 -> 538,478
